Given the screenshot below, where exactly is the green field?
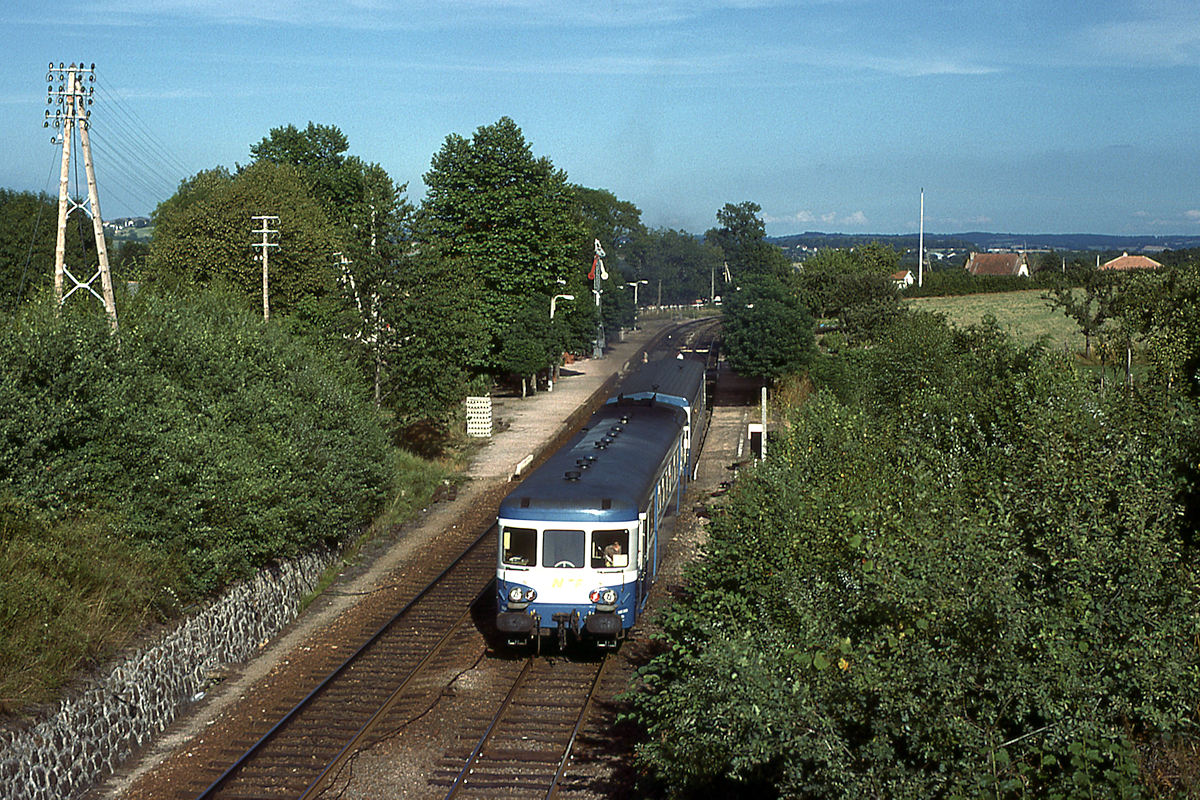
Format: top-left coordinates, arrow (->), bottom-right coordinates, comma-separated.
906,289 -> 1082,354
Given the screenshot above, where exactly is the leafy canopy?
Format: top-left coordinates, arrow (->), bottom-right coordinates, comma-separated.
415,116 -> 585,374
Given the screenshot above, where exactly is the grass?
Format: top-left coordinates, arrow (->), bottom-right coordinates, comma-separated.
0,445 -> 454,715
0,502 -> 177,712
906,288 -> 1083,354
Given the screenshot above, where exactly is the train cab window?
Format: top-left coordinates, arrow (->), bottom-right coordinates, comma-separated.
502,527 -> 536,567
592,530 -> 630,568
542,529 -> 585,568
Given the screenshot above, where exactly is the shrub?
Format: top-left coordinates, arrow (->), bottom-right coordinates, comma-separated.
0,287 -> 394,596
631,310 -> 1200,798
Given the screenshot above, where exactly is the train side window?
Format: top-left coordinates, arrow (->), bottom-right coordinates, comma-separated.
543,529 -> 585,568
592,529 -> 630,568
502,527 -> 536,567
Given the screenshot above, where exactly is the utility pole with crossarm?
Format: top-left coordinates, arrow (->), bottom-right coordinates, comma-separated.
45,62 -> 117,331
251,215 -> 279,321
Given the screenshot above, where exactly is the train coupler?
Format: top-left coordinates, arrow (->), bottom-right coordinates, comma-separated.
551,611 -> 580,650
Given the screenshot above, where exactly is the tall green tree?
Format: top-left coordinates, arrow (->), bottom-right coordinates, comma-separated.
705,201 -> 791,281
249,122 -> 412,262
382,249 -> 488,425
0,189 -> 99,311
626,228 -> 724,305
415,117 -> 584,375
146,162 -> 339,313
722,275 -> 816,381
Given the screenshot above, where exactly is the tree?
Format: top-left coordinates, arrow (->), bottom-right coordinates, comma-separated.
626,228 -> 722,305
850,241 -> 900,275
249,122 -> 412,263
0,189 -> 98,311
382,249 -> 488,426
415,117 -> 584,375
146,162 -> 339,313
1109,260 -> 1200,394
795,246 -> 901,337
1046,267 -> 1121,359
722,275 -> 816,381
571,185 -> 644,255
705,201 -> 791,281
496,297 -> 558,397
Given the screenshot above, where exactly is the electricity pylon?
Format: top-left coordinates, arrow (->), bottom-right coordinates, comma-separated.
45,62 -> 117,331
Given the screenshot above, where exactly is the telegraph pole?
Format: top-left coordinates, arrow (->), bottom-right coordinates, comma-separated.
251,215 -> 279,321
45,62 -> 117,330
918,188 -> 925,289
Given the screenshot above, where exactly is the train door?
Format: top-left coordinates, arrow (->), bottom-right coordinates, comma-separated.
637,513 -> 648,611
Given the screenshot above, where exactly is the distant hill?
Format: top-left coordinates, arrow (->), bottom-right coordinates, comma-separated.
768,231 -> 1200,255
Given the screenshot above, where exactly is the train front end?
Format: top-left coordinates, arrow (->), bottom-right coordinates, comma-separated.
495,402 -> 686,652
497,520 -> 639,651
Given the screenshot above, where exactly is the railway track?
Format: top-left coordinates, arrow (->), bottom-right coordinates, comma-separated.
433,654 -> 611,799
193,530 -> 498,800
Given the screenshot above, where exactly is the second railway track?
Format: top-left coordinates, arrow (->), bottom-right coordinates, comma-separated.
193,529 -> 498,800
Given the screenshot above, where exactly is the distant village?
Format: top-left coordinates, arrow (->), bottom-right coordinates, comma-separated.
102,216 -> 152,238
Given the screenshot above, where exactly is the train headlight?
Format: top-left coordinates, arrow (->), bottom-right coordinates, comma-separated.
589,588 -> 618,607
507,586 -> 536,605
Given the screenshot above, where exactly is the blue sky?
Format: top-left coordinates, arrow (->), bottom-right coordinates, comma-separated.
2,1 -> 1198,236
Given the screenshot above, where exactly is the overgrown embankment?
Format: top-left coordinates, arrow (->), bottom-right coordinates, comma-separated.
0,288 -> 443,711
631,310 -> 1200,798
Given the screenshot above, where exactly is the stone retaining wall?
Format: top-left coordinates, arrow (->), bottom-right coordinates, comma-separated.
0,550 -> 334,800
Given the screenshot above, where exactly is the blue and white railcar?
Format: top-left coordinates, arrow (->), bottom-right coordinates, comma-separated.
496,401 -> 689,650
607,357 -> 707,482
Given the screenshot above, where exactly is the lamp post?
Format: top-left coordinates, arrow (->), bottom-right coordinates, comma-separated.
627,279 -> 648,308
550,293 -> 574,319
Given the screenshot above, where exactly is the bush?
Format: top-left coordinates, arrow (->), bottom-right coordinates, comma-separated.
631,310 -> 1200,798
0,287 -> 394,596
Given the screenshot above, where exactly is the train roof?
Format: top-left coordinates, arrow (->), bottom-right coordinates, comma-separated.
498,402 -> 686,523
606,357 -> 705,414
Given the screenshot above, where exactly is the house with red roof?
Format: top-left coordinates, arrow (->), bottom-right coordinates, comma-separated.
1100,252 -> 1162,271
964,252 -> 1030,277
892,269 -> 914,290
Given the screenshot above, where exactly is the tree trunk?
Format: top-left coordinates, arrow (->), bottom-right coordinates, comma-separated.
374,354 -> 382,407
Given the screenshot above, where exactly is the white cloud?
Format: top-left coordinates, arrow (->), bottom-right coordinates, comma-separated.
68,0 -> 812,31
764,208 -> 867,229
1079,10 -> 1200,67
